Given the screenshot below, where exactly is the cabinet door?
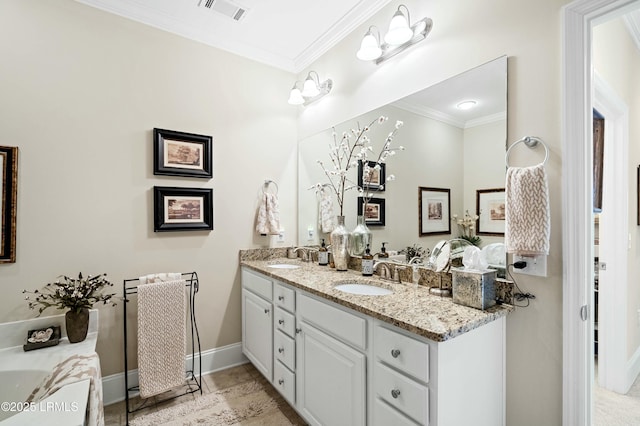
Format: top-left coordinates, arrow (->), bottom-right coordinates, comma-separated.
296,321 -> 366,426
242,289 -> 273,381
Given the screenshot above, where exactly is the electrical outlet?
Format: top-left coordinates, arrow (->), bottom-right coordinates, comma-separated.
512,254 -> 547,277
307,226 -> 315,241
277,229 -> 285,243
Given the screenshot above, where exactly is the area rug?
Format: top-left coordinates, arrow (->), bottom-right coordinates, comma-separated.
129,380 -> 298,426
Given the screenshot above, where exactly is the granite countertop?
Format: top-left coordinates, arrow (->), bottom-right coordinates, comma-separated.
241,257 -> 514,342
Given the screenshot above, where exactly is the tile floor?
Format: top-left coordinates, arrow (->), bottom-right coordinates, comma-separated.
104,363 -> 306,425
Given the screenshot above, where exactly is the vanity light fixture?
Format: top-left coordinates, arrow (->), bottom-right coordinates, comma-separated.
288,71 -> 333,106
457,100 -> 477,110
356,4 -> 432,65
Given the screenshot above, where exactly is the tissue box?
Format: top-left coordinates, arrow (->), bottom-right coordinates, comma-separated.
451,268 -> 497,310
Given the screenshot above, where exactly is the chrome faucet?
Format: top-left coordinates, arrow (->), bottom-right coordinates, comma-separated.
374,261 -> 406,283
290,246 -> 318,262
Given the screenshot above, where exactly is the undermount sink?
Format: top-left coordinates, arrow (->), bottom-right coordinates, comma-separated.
334,283 -> 393,296
267,263 -> 300,269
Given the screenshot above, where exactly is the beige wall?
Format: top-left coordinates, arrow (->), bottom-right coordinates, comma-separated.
299,0 -> 569,424
593,18 -> 640,360
0,0 -> 298,376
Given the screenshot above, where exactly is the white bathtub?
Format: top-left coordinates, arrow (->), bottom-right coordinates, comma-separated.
0,311 -> 98,425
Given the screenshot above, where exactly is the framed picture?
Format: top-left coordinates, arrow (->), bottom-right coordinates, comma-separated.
357,160 -> 385,192
419,187 -> 451,235
357,197 -> 385,226
476,188 -> 506,235
153,128 -> 213,178
0,146 -> 18,263
637,166 -> 640,226
153,186 -> 213,232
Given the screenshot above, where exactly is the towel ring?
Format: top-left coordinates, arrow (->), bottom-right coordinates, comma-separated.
263,180 -> 278,195
505,136 -> 549,167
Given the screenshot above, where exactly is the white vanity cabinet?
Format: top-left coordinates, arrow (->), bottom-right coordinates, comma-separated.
241,269 -> 273,381
241,267 -> 506,426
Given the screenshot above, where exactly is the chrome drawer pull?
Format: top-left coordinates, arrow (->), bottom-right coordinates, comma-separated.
278,319 -> 285,325
264,308 -> 270,314
391,389 -> 401,399
391,349 -> 401,358
278,347 -> 284,353
278,379 -> 284,385
278,295 -> 285,301
295,328 -> 302,334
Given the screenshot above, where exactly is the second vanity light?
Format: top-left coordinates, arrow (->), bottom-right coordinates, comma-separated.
356,4 -> 433,64
288,71 -> 333,106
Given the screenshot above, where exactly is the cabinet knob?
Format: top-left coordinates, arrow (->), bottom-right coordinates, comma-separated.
278,295 -> 285,301
278,319 -> 285,325
391,349 -> 401,358
278,347 -> 284,353
264,308 -> 270,314
278,379 -> 284,385
295,328 -> 302,334
391,389 -> 401,399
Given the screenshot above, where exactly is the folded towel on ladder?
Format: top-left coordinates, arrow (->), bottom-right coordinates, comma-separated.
505,163 -> 550,256
137,278 -> 186,398
256,192 -> 281,235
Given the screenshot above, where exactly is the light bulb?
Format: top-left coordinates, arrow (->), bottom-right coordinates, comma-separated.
288,87 -> 304,105
384,9 -> 413,45
357,31 -> 382,61
301,75 -> 320,98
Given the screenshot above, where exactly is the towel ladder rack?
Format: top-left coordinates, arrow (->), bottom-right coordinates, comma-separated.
122,272 -> 202,426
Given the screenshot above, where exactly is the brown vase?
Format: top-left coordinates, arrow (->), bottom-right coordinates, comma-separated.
65,308 -> 89,343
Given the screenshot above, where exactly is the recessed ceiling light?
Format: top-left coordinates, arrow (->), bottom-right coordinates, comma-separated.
457,100 -> 477,110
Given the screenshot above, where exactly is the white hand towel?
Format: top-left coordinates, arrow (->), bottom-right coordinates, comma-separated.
137,279 -> 186,398
318,189 -> 335,233
139,272 -> 181,284
505,163 -> 550,256
256,192 -> 281,235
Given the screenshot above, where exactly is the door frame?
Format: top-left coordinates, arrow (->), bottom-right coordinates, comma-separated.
562,0 -> 638,424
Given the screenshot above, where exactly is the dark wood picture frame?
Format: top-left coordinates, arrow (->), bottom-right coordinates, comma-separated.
357,160 -> 386,192
357,197 -> 386,226
476,188 -> 506,236
0,146 -> 18,263
153,186 -> 213,232
419,187 -> 451,236
153,128 -> 213,178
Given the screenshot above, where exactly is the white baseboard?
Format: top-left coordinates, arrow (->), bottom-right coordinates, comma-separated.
102,342 -> 248,406
626,344 -> 640,392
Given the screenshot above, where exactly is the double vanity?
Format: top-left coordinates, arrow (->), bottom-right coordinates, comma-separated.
240,250 -> 512,426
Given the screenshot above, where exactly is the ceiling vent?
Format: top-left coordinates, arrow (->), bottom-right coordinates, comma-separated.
198,0 -> 249,22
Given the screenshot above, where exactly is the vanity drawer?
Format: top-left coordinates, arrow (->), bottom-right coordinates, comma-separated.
373,398 -> 421,426
242,269 -> 272,301
274,330 -> 295,370
274,283 -> 295,312
374,362 -> 429,425
374,324 -> 429,383
274,360 -> 295,405
275,307 -> 296,337
297,294 -> 366,350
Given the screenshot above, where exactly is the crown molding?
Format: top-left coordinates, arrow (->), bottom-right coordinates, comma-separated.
624,11 -> 640,54
392,100 -> 506,129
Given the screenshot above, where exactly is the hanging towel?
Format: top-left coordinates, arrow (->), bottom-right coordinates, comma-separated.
26,353 -> 104,426
318,188 -> 335,233
505,163 -> 550,256
139,272 -> 181,284
256,192 -> 281,235
137,279 -> 186,398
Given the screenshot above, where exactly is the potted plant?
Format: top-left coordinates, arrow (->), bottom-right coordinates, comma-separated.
23,273 -> 116,343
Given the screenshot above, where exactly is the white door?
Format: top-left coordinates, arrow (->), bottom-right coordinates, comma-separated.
296,321 -> 366,426
242,289 -> 273,380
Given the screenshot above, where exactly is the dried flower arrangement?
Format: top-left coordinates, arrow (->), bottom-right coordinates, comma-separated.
452,210 -> 482,246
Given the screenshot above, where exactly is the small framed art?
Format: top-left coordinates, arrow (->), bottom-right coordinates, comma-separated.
357,197 -> 386,226
153,128 -> 213,178
0,146 -> 18,263
419,187 -> 451,236
153,186 -> 213,232
357,160 -> 386,192
476,188 -> 506,235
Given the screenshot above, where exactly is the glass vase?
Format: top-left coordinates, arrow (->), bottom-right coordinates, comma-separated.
349,215 -> 372,257
330,216 -> 350,271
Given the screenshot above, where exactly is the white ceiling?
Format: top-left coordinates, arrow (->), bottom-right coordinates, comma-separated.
75,0 -> 393,73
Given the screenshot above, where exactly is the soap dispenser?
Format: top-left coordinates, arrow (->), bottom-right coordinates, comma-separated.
318,239 -> 329,266
378,242 -> 389,259
362,244 -> 374,276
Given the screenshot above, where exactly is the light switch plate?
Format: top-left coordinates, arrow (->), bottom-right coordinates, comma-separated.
513,254 -> 547,277
277,229 -> 285,243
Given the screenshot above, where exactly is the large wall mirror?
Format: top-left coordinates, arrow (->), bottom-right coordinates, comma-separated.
298,56 -> 507,258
